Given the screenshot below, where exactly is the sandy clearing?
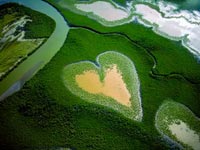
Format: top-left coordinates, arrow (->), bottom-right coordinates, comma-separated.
75,1 -> 129,21
75,64 -> 131,107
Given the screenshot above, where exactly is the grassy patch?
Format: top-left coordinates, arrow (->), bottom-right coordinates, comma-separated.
0,40 -> 43,74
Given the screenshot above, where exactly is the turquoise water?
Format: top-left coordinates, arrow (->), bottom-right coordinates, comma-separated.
0,0 -> 69,100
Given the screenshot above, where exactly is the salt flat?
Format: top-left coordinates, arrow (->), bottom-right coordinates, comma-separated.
169,120 -> 200,150
133,3 -> 200,57
75,1 -> 129,21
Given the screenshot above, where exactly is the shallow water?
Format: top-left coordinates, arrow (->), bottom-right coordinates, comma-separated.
76,65 -> 131,107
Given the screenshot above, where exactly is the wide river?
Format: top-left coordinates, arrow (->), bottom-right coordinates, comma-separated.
0,0 -> 69,100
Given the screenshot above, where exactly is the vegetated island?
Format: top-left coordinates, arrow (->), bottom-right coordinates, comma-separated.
0,3 -> 55,80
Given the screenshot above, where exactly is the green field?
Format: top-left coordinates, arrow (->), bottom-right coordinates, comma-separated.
0,3 -> 55,80
0,0 -> 200,149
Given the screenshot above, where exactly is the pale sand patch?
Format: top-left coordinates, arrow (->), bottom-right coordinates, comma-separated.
75,1 -> 129,21
169,120 -> 200,150
75,65 -> 131,107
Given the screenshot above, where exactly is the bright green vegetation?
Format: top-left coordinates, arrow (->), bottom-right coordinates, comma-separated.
0,0 -> 199,149
156,100 -> 200,149
0,14 -> 15,37
63,51 -> 142,121
0,27 -> 199,149
0,3 -> 55,80
0,40 -> 42,76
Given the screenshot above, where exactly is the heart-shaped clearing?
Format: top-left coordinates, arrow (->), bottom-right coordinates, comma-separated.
63,51 -> 143,121
76,64 -> 131,107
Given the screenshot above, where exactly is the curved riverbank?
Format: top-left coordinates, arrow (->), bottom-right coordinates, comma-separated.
0,0 -> 69,101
